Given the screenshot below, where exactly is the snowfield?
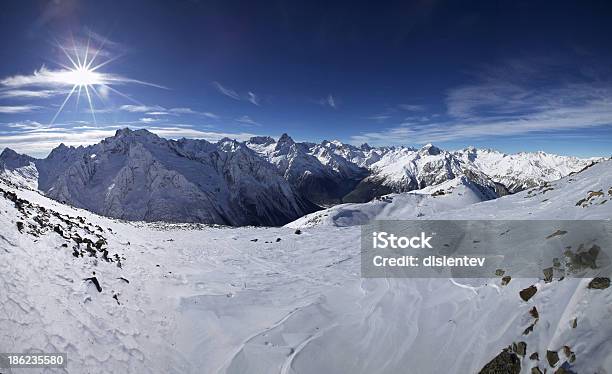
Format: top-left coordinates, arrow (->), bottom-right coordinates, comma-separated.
0,160 -> 611,373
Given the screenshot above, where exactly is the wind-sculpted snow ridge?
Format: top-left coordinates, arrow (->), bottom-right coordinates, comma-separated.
0,159 -> 611,373
0,129 -> 318,226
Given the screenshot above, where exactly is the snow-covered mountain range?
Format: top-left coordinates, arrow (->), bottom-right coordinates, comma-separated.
0,128 -> 598,226
1,154 -> 610,373
0,129 -> 318,226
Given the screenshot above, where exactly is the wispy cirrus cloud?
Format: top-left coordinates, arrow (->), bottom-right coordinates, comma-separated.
326,94 -> 336,109
236,115 -> 261,126
247,92 -> 260,106
0,105 -> 42,114
351,60 -> 612,146
314,94 -> 337,109
119,104 -> 219,119
0,65 -> 165,89
212,82 -> 261,106
398,104 -> 425,112
119,104 -> 165,113
0,89 -> 64,99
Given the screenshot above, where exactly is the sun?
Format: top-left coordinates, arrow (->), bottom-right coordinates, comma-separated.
44,35 -> 163,125
48,35 -> 162,126
63,66 -> 103,87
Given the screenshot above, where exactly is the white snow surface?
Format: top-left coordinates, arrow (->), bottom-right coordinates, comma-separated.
286,176 -> 492,228
0,160 -> 611,373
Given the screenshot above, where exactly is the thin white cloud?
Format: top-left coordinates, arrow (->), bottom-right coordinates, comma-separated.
0,105 -> 42,113
0,89 -> 64,99
236,115 -> 261,126
351,61 -> 612,146
119,104 -> 165,113
247,92 -> 260,106
366,115 -> 391,122
398,104 -> 425,112
4,120 -> 47,131
327,94 -> 336,108
212,82 -> 241,100
138,117 -> 158,123
212,82 -> 261,106
120,104 -> 219,119
316,94 -> 337,109
0,65 -> 165,89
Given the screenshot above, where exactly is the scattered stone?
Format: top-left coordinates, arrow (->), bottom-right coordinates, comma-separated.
276,238 -> 281,242
546,350 -> 559,367
546,230 -> 567,239
543,267 -> 553,283
16,221 -> 24,233
520,285 -> 538,302
84,276 -> 102,292
294,229 -> 302,235
523,323 -> 535,335
563,346 -> 575,363
570,318 -> 577,328
250,238 -> 258,242
529,306 -> 539,319
495,269 -> 505,276
530,352 -> 539,360
501,276 -> 512,286
112,293 -> 120,305
94,239 -> 106,249
478,349 -> 521,374
515,342 -> 527,356
587,277 -> 610,289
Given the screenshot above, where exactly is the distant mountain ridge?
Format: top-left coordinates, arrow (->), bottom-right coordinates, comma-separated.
1,129 -> 318,226
0,128 -> 597,225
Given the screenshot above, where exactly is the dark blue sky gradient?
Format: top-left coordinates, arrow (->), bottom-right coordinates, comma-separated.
1,0 -> 612,156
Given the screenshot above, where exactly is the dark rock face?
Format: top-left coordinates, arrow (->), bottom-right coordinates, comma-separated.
587,277 -> 610,289
342,177 -> 395,203
546,350 -> 559,367
520,285 -> 538,301
479,350 -> 521,374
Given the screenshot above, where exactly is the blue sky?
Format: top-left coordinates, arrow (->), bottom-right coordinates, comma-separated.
1,0 -> 612,157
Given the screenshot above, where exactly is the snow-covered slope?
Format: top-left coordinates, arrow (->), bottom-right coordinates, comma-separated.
0,160 -> 610,373
287,176 -> 495,228
0,129 -> 318,226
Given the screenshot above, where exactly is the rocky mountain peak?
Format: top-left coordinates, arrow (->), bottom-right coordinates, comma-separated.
419,143 -> 441,156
